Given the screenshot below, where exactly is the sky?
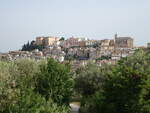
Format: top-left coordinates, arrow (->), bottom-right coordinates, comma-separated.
0,0 -> 150,52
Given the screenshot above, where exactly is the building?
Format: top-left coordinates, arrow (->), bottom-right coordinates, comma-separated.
36,37 -> 44,45
43,36 -> 59,46
61,37 -> 80,48
100,39 -> 115,51
115,34 -> 133,48
36,36 -> 60,46
79,41 -> 86,47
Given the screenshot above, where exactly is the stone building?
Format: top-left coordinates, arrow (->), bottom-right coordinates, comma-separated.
36,36 -> 60,46
60,37 -> 80,48
79,41 -> 86,47
114,34 -> 133,48
43,37 -> 59,46
36,37 -> 44,45
100,39 -> 115,51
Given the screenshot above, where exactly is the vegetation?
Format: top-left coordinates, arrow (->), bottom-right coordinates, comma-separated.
65,54 -> 79,61
0,58 -> 72,113
59,37 -> 65,41
7,90 -> 69,113
1,49 -> 150,113
65,55 -> 75,61
36,58 -> 74,104
96,55 -> 111,61
75,63 -> 113,97
21,41 -> 45,51
0,61 -> 19,112
77,49 -> 150,113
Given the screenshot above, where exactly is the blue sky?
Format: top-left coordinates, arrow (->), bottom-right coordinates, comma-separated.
0,0 -> 150,52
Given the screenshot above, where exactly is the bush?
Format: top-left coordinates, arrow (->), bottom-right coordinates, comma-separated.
75,63 -> 113,97
0,59 -> 70,113
81,50 -> 150,113
6,89 -> 69,113
14,59 -> 40,90
0,61 -> 20,112
36,58 -> 74,104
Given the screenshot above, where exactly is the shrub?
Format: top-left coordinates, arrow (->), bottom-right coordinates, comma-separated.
6,89 -> 69,113
36,58 -> 74,104
0,59 -> 70,113
82,50 -> 150,113
14,59 -> 39,89
0,61 -> 19,112
75,63 -> 113,97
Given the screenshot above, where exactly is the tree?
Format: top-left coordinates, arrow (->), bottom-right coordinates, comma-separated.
0,59 -> 70,113
0,61 -> 19,112
59,37 -> 65,41
6,89 -> 69,113
84,50 -> 150,113
75,63 -> 113,97
96,55 -> 111,61
21,41 -> 45,51
36,58 -> 74,104
14,59 -> 39,89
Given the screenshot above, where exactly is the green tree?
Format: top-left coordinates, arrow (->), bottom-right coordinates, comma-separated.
0,59 -> 70,113
0,61 -> 19,112
75,63 -> 113,113
36,58 -> 74,104
75,63 -> 113,97
85,50 -> 150,113
21,41 -> 45,51
14,59 -> 39,89
59,37 -> 65,41
75,63 -> 110,97
6,89 -> 69,113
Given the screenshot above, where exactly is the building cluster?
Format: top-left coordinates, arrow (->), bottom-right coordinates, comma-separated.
0,34 -> 136,68
0,49 -> 43,61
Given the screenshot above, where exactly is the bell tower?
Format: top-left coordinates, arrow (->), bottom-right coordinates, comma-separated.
115,33 -> 118,40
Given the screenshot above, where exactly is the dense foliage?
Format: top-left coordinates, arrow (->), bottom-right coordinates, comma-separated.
0,59 -> 72,113
75,63 -> 112,97
0,61 -> 19,112
1,49 -> 150,113
96,55 -> 111,61
21,41 -> 45,51
59,37 -> 65,41
78,49 -> 150,113
36,58 -> 74,104
7,89 -> 69,113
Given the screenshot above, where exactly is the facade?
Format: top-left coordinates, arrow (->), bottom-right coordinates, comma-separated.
115,34 -> 133,48
79,41 -> 86,47
85,40 -> 94,46
100,39 -> 115,51
61,37 -> 80,48
60,37 -> 88,48
43,37 -> 59,46
36,36 -> 60,46
36,37 -> 44,45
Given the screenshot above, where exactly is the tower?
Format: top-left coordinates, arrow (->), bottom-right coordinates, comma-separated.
115,33 -> 118,40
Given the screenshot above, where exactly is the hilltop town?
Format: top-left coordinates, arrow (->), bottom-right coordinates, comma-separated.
0,34 -> 146,69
